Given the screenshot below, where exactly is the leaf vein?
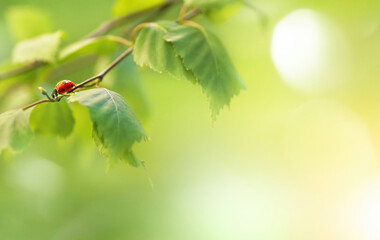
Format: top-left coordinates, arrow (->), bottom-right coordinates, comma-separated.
104,88 -> 121,139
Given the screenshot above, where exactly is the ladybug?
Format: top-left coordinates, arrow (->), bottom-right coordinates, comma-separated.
51,80 -> 76,98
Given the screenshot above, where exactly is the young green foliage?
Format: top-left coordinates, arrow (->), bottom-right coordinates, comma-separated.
133,22 -> 196,83
59,36 -> 126,62
12,31 -> 64,64
0,109 -> 33,154
68,88 -> 148,167
165,22 -> 246,119
0,1 -> 249,170
29,100 -> 74,138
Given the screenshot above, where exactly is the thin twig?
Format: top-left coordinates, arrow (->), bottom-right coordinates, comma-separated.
85,0 -> 178,38
20,7 -> 201,111
22,99 -> 53,111
72,46 -> 134,90
75,7 -> 200,91
181,8 -> 201,22
131,8 -> 202,41
21,47 -> 135,111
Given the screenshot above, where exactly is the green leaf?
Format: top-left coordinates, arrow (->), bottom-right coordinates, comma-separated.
0,109 -> 33,154
165,23 -> 246,119
12,31 -> 64,64
185,0 -> 241,9
133,22 -> 195,83
123,151 -> 145,168
68,88 -> 147,167
112,0 -> 163,17
95,56 -> 151,121
29,100 -> 74,138
5,6 -> 53,41
59,36 -> 124,62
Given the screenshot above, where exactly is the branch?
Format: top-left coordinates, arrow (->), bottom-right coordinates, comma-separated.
0,0 -> 179,81
22,99 -> 53,111
85,0 -> 178,38
21,46 -> 135,111
131,7 -> 202,41
20,7 -> 202,111
181,8 -> 201,22
74,8 -> 201,90
121,1 -> 179,38
73,46 -> 134,90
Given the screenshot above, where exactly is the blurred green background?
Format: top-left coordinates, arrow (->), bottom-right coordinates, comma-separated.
0,0 -> 380,239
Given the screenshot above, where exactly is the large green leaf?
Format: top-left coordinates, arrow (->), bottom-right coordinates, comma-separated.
133,22 -> 195,83
29,100 -> 74,138
5,6 -> 52,41
165,23 -> 246,119
68,88 -> 147,167
112,0 -> 163,17
12,31 -> 64,64
59,36 -> 126,62
0,109 -> 33,154
185,0 -> 241,9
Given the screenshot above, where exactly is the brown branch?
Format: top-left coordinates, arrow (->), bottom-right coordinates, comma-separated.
131,8 -> 202,41
181,8 -> 201,22
22,99 -> 52,111
72,46 -> 134,90
20,7 -> 201,111
75,7 -> 200,90
85,0 -> 178,38
120,1 -> 178,37
21,46 -> 135,111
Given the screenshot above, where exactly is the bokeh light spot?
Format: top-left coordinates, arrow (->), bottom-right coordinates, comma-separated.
271,9 -> 350,93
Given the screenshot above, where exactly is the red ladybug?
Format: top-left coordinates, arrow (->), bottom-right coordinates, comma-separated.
51,80 -> 76,98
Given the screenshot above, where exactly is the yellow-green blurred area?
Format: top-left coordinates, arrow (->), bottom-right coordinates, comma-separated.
0,0 -> 380,239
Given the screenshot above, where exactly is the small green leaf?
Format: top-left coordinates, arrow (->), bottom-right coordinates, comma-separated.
133,22 -> 195,83
185,0 -> 241,9
12,31 -> 64,64
29,100 -> 74,138
68,88 -> 147,167
112,0 -> 163,17
165,23 -> 246,119
59,36 -> 123,62
5,6 -> 53,41
0,109 -> 33,154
